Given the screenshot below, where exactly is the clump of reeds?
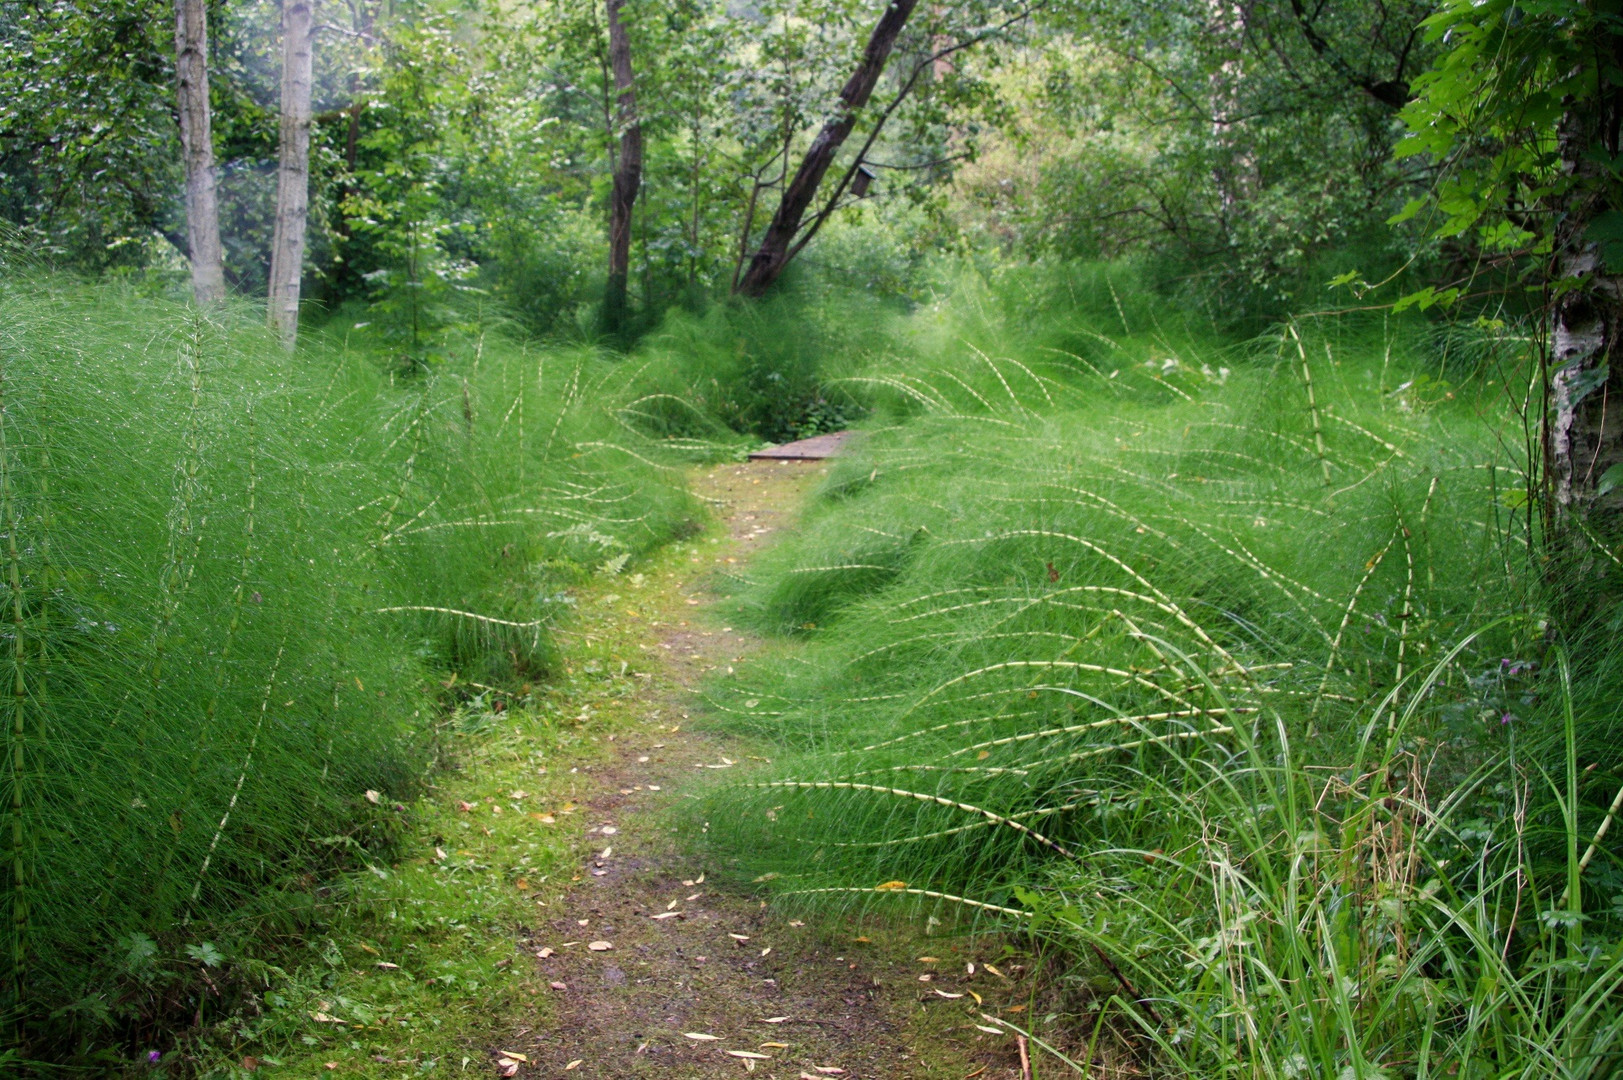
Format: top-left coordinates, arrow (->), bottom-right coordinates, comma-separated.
0,277 -> 696,1048
698,265 -> 1622,1077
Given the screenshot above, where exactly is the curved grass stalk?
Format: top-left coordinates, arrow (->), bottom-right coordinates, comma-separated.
1314,530 -> 1391,715
573,441 -> 684,473
157,405 -> 261,897
810,796 -> 1107,847
1286,321 -> 1333,486
777,885 -> 1033,919
855,708 -> 1052,753
748,779 -> 1073,856
964,341 -> 1027,411
902,663 -> 1192,720
934,530 -> 1241,670
948,707 -> 1255,756
1191,421 -> 1321,458
1323,410 -> 1408,458
993,726 -> 1235,776
186,641 -> 285,915
933,368 -> 1003,415
371,605 -> 547,631
827,375 -> 951,411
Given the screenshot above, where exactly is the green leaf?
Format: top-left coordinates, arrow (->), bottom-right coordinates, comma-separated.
1586,211 -> 1623,273
1597,462 -> 1623,498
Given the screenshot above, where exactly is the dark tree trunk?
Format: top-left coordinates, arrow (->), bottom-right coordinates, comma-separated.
1546,55 -> 1623,614
734,0 -> 920,298
604,0 -> 642,336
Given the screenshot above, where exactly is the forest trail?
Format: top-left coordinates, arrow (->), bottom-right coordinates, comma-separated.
501,460 -> 1036,1080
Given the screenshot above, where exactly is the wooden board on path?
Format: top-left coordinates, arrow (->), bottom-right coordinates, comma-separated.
747,430 -> 857,460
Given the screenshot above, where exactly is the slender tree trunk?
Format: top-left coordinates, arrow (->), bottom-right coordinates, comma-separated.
734,0 -> 920,297
604,0 -> 642,336
174,0 -> 225,305
1545,62 -> 1623,613
268,0 -> 316,349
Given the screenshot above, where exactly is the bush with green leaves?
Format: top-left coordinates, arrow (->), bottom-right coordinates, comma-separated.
698,265 -> 1623,1077
0,276 -> 696,1047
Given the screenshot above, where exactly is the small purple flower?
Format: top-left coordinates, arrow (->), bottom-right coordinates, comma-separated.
148,1051 -> 161,1064
1501,712 -> 1515,725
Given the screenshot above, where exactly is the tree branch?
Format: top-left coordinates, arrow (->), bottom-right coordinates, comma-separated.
1288,0 -> 1409,110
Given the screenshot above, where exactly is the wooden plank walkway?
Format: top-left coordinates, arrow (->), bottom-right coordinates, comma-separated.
746,430 -> 857,460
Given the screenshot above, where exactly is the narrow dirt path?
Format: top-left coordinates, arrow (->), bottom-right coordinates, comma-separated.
500,461 -> 1030,1080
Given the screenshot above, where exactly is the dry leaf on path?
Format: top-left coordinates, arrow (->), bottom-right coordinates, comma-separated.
683,1033 -> 721,1042
495,1061 -> 518,1078
497,1051 -> 527,1062
725,1051 -> 770,1060
587,941 -> 613,951
564,1060 -> 582,1071
650,912 -> 681,920
537,947 -> 554,958
760,1017 -> 789,1024
549,981 -> 567,990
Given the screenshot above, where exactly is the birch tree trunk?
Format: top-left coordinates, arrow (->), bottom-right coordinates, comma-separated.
604,0 -> 642,336
268,0 -> 316,349
734,0 -> 919,298
174,0 -> 225,306
1545,55 -> 1623,612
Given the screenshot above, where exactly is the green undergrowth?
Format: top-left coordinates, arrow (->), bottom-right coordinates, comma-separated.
696,267 -> 1623,1078
0,276 -> 710,1059
179,566 -> 691,1080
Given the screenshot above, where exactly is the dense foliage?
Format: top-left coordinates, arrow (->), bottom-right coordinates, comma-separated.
4,0 -> 1470,344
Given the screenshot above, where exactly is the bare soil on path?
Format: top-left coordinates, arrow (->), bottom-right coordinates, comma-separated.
501,461 -> 1040,1080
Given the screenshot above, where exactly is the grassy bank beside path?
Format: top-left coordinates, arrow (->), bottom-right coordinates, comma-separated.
237,460 -> 1051,1080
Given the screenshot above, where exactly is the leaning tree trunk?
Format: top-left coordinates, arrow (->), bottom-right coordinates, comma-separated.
604,0 -> 643,337
1546,70 -> 1623,613
174,0 -> 225,305
734,0 -> 919,298
268,0 -> 316,350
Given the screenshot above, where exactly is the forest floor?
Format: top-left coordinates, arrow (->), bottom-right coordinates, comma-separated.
257,459 -> 1052,1080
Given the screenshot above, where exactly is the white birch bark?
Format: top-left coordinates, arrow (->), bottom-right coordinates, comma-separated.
268,0 -> 316,349
175,0 -> 225,305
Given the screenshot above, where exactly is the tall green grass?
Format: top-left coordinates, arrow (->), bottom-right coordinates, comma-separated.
698,264 -> 1623,1077
0,277 -> 696,1049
